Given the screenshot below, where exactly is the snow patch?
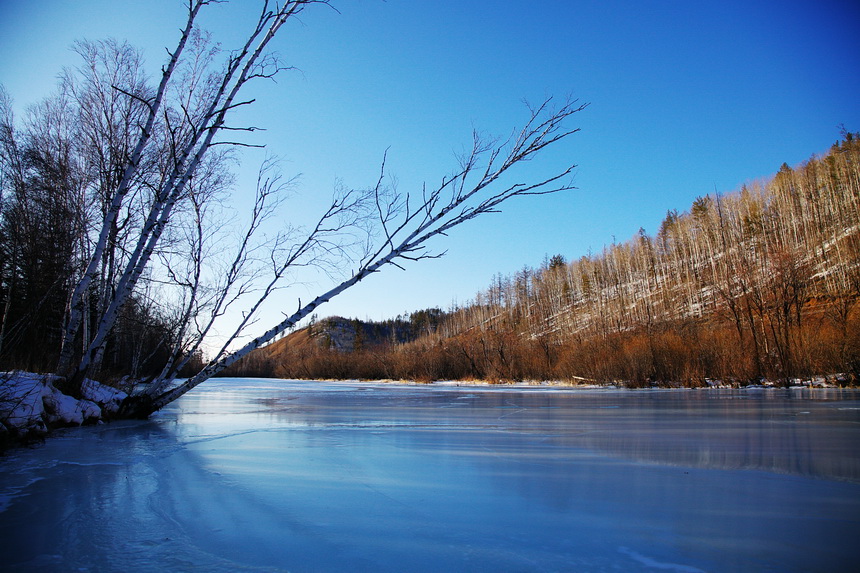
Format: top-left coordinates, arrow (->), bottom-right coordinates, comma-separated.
1,372 -> 128,445
43,381 -> 103,425
0,372 -> 50,436
81,378 -> 127,416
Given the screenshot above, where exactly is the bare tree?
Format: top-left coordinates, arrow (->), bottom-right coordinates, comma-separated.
0,0 -> 585,415
124,95 -> 586,417
57,0 -> 335,388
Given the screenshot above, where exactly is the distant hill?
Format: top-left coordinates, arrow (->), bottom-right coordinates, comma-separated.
225,310 -> 444,378
284,312 -> 443,353
236,134 -> 860,386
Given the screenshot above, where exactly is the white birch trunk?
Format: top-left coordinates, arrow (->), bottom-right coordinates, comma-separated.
57,1 -> 205,378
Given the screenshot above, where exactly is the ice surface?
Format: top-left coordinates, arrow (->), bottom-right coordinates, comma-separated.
1,379 -> 859,572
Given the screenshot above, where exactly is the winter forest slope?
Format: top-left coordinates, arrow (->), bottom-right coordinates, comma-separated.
238,135 -> 860,386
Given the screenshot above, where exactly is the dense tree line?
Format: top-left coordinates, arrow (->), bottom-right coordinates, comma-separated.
260,134 -> 860,386
0,60 -> 191,379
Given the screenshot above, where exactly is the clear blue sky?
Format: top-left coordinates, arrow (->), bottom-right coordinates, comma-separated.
1,0 -> 858,329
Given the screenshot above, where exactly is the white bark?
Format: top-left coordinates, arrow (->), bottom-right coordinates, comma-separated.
17,0 -> 583,414
57,0 -> 207,377
71,1 -> 331,381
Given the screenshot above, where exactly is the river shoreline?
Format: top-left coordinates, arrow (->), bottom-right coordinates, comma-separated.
2,370 -> 854,452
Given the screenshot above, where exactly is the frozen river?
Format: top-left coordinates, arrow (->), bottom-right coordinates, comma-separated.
1,379 -> 859,572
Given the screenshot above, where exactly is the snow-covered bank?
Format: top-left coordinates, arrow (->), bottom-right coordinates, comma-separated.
0,372 -> 127,448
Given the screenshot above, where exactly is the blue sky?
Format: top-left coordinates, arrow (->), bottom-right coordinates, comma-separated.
1,0 -> 859,328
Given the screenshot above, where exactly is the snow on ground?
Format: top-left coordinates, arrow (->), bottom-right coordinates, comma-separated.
0,372 -> 127,444
80,377 -> 127,416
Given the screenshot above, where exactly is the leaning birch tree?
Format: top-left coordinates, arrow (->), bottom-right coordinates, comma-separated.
38,0 -> 586,417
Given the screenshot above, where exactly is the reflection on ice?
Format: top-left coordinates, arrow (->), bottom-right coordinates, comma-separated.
184,381 -> 860,480
1,379 -> 859,572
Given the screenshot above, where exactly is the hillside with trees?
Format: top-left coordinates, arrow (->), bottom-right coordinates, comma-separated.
250,134 -> 860,387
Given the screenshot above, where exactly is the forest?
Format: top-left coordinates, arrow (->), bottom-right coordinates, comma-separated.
0,83 -> 189,380
237,134 -> 860,387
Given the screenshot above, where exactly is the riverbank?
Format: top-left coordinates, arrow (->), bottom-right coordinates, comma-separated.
0,372 -> 127,451
288,374 -> 853,390
2,370 -> 853,452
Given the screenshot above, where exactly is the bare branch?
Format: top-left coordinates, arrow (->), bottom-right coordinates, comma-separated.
138,96 -> 585,413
